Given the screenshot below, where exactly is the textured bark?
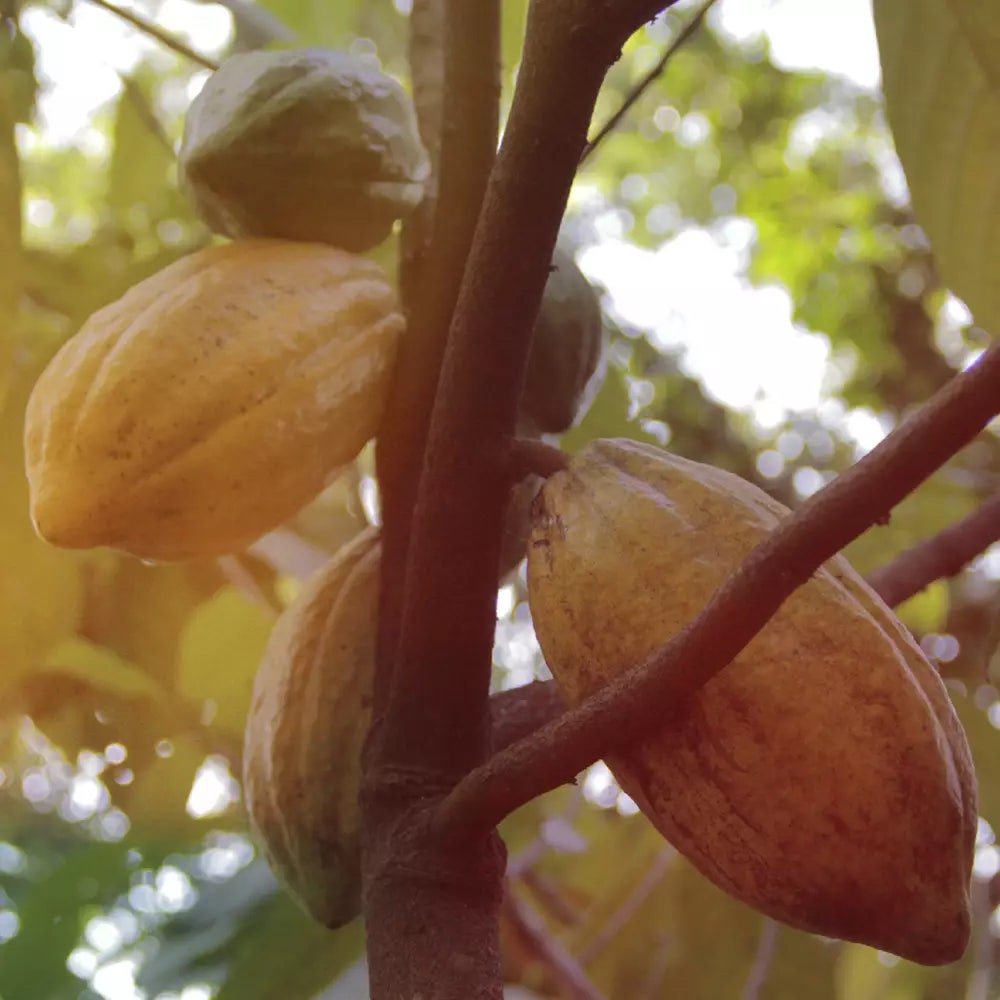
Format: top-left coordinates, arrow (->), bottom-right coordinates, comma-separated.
364,3 -> 681,996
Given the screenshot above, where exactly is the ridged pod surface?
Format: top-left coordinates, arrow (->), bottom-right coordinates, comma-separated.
180,48 -> 429,253
24,240 -> 402,561
522,247 -> 605,433
244,526 -> 379,928
527,438 -> 976,965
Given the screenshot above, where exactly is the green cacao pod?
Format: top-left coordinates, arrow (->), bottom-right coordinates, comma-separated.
526,438 -> 976,965
244,526 -> 379,928
24,239 -> 402,561
179,48 -> 430,253
521,247 -> 605,433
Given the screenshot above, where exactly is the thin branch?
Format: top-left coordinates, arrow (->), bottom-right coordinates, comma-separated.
503,890 -> 607,1000
482,514 -> 984,754
865,490 -> 1000,607
506,786 -> 584,879
739,919 -> 780,1000
964,875 -> 993,1000
519,867 -> 584,927
82,0 -> 218,70
214,555 -> 281,616
434,344 -> 1000,837
578,846 -> 675,965
117,74 -> 174,155
492,681 -> 567,754
581,0 -> 720,164
638,932 -> 674,999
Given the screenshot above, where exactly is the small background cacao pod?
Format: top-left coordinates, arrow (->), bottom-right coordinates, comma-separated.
244,526 -> 379,929
24,239 -> 402,561
179,48 -> 430,253
527,438 -> 976,965
521,247 -> 606,434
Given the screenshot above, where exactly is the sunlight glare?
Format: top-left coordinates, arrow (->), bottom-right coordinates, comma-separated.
198,833 -> 254,881
91,957 -> 141,1000
186,756 -> 240,819
155,865 -> 196,913
0,909 -> 20,942
715,0 -> 881,91
581,231 -> 833,420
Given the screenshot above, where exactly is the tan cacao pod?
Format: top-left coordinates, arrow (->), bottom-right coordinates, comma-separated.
24,240 -> 402,561
526,438 -> 976,965
179,48 -> 429,253
244,526 -> 379,928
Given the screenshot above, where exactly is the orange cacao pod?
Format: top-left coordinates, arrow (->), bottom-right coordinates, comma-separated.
527,438 -> 976,965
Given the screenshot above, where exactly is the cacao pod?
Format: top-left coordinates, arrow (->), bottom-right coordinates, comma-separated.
526,438 -> 976,965
522,247 -> 606,433
179,48 -> 430,253
24,239 -> 402,561
244,526 -> 379,928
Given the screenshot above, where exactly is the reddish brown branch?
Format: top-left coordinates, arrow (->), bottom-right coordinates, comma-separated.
491,681 -> 566,752
435,345 -> 1000,837
373,0 -> 500,707
362,4 -> 503,999
483,511 -> 994,753
509,438 -> 571,482
581,0 -> 720,163
865,490 -> 1000,607
83,0 -> 218,69
380,0 -> 676,774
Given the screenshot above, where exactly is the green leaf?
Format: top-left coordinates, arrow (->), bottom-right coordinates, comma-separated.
875,0 -> 1000,332
43,638 -> 176,702
560,362 -> 658,454
106,73 -> 175,219
0,842 -> 132,1000
140,859 -> 365,1000
0,368 -> 85,688
257,0 -> 362,47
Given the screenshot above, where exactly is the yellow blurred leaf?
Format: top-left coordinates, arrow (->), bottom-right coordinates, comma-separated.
176,588 -> 275,737
0,75 -> 20,415
0,362 -> 85,689
123,732 -> 238,841
80,556 -> 226,684
894,579 -> 949,635
44,637 -> 176,702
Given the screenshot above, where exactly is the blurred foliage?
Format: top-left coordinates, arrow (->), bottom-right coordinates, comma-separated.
0,0 -> 999,998
876,0 -> 1000,338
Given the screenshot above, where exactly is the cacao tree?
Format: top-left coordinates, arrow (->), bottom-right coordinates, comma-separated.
3,0 -> 1000,998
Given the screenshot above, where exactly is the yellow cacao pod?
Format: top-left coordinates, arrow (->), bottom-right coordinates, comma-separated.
526,438 -> 976,965
24,240 -> 402,561
244,526 -> 379,928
